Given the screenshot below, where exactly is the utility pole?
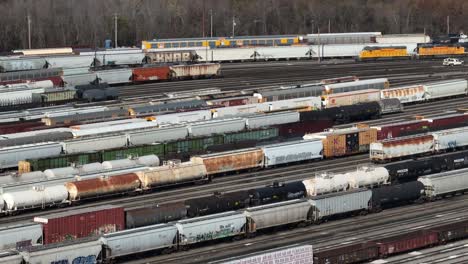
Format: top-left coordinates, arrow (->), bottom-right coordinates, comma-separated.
447,16 -> 450,35
27,14 -> 31,49
232,16 -> 236,38
318,26 -> 321,63
328,19 -> 331,33
202,0 -> 205,38
210,9 -> 213,38
114,13 -> 118,48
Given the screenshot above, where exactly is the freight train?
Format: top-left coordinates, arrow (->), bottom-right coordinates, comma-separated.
370,126 -> 468,162
0,63 -> 221,88
2,127 -> 468,216
4,167 -> 468,263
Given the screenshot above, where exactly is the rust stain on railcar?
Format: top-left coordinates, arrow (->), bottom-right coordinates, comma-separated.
193,149 -> 264,175
65,173 -> 141,201
380,134 -> 434,148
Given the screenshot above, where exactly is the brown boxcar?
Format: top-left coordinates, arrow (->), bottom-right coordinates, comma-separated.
34,205 -> 124,244
192,148 -> 264,175
65,173 -> 141,201
373,120 -> 430,140
275,120 -> 334,138
375,229 -> 438,257
304,125 -> 377,158
0,120 -> 45,134
424,112 -> 468,131
132,66 -> 171,82
430,219 -> 468,243
313,242 -> 379,264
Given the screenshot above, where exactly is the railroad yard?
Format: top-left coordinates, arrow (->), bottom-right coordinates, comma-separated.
1,32 -> 468,264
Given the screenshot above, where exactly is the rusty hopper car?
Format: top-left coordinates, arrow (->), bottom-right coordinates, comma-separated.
192,148 -> 264,175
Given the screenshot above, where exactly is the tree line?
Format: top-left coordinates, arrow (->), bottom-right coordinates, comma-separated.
0,0 -> 467,51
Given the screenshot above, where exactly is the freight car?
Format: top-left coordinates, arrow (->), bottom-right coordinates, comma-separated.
18,127 -> 280,173
381,79 -> 468,104
370,126 -> 468,162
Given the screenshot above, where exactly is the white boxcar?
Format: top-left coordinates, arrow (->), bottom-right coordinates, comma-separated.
262,139 -> 323,167
324,78 -> 389,94
95,69 -> 133,85
0,142 -> 62,169
0,223 -> 43,250
188,118 -> 245,137
369,134 -> 434,162
0,89 -> 44,104
203,48 -> 256,62
254,46 -> 311,60
155,110 -> 212,125
423,79 -> 468,99
346,166 -> 389,188
267,96 -> 322,110
418,168 -> 468,198
309,189 -> 372,222
170,63 -> 220,78
220,245 -> 313,264
128,126 -> 187,145
380,85 -> 425,103
46,55 -> 94,69
433,127 -> 468,151
323,89 -> 380,108
95,53 -> 145,66
61,135 -> 127,154
244,199 -> 311,232
302,173 -> 349,196
213,104 -> 266,118
2,185 -> 68,211
376,34 -> 431,44
69,118 -> 146,130
20,237 -> 102,264
101,224 -> 177,259
70,121 -> 159,137
246,111 -> 299,129
319,44 -> 368,58
0,58 -> 47,72
176,211 -> 246,245
0,251 -> 23,264
61,73 -> 97,86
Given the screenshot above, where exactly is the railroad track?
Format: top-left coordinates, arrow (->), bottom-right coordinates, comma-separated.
1,94 -> 467,226
125,195 -> 468,263
116,60 -> 468,99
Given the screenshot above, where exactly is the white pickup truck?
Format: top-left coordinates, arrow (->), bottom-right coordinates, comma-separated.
443,58 -> 464,66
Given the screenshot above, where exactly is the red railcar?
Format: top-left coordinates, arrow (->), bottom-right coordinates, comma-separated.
0,120 -> 45,134
34,205 -> 124,244
424,112 -> 468,131
132,66 -> 171,82
313,242 -> 379,264
430,219 -> 468,243
375,230 -> 439,257
275,120 -> 334,138
372,120 -> 430,140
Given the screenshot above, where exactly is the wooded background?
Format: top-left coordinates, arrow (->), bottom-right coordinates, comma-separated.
1,0 -> 467,51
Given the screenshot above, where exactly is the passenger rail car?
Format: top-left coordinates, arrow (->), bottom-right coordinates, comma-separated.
142,35 -> 303,50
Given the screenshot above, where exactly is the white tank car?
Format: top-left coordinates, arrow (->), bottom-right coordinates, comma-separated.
44,167 -> 80,178
302,173 -> 349,196
2,185 -> 68,211
136,155 -> 160,167
346,166 -> 389,189
78,162 -> 104,174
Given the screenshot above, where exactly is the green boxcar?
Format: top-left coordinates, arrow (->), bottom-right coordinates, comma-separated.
101,144 -> 165,161
224,127 -> 279,143
165,135 -> 224,160
21,152 -> 101,173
